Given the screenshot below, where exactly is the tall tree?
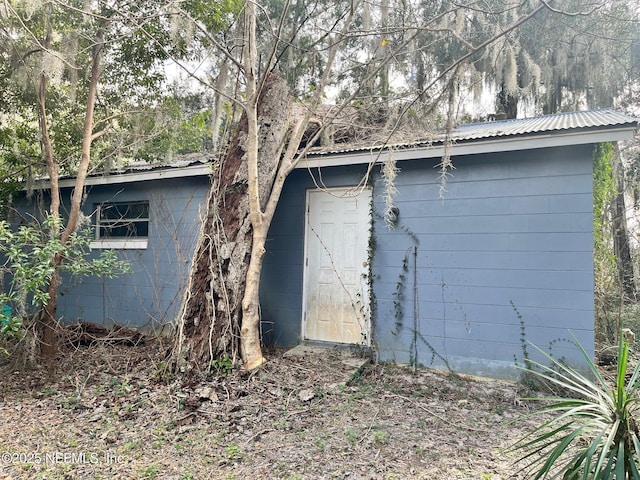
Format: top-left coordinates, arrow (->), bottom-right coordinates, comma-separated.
404,1 -> 640,302
476,0 -> 639,117
0,0 -> 216,362
173,0 -> 602,372
612,143 -> 635,300
173,0 -> 362,371
384,1 -> 639,119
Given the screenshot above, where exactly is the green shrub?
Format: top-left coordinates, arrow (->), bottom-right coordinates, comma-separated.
0,214 -> 129,345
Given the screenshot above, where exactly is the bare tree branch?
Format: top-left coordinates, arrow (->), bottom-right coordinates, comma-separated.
540,0 -> 605,17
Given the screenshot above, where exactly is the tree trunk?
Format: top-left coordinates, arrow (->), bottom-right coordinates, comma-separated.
41,269 -> 60,363
173,73 -> 291,373
612,143 -> 635,301
37,69 -> 60,364
240,227 -> 269,369
37,27 -> 103,363
497,82 -> 518,119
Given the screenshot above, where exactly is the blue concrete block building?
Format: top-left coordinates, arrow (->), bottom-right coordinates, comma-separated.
16,110 -> 638,379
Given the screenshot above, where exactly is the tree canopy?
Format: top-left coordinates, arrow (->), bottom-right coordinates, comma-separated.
0,0 -> 223,185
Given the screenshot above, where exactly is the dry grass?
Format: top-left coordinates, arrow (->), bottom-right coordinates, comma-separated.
0,338 -> 540,479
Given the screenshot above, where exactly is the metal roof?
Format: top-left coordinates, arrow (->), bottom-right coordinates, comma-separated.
36,109 -> 639,188
93,153 -> 213,175
41,154 -> 214,189
451,109 -> 637,142
297,109 -> 638,167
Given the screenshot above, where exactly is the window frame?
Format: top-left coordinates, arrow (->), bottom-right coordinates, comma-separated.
90,200 -> 149,250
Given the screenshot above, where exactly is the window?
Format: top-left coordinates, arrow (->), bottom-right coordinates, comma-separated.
90,201 -> 149,249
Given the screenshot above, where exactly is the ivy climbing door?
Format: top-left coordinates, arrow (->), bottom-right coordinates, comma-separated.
302,187 -> 371,345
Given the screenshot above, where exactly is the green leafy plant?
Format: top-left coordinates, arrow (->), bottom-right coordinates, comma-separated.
224,444 -> 243,461
512,334 -> 640,479
391,251 -> 409,335
345,427 -> 359,445
139,464 -> 160,479
0,305 -> 22,340
210,355 -> 233,376
112,377 -> 132,396
372,429 -> 389,445
0,215 -> 129,343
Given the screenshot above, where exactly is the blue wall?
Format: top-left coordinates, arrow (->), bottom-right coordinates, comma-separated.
14,142 -> 596,379
31,176 -> 210,332
263,145 -> 595,379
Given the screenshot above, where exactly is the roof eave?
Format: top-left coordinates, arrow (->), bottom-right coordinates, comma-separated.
32,162 -> 212,190
294,125 -> 637,169
27,123 -> 638,189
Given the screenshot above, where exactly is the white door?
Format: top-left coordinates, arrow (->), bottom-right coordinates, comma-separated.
302,187 -> 371,345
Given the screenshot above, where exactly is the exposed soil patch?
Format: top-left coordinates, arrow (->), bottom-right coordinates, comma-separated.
0,339 -> 543,479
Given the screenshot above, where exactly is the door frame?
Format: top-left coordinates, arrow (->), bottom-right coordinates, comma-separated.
301,186 -> 372,346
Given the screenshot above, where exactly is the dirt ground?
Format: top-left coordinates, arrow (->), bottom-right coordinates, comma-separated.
0,337 -> 547,480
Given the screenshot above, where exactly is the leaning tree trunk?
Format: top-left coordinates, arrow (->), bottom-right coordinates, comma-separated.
173,73 -> 291,373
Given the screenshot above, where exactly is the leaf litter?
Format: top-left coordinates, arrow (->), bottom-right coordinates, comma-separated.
0,340 -> 544,479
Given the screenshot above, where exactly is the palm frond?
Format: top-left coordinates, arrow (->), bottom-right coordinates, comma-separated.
511,333 -> 639,479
